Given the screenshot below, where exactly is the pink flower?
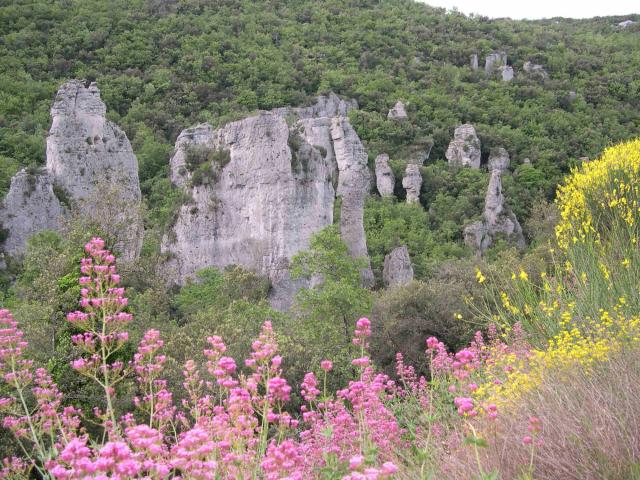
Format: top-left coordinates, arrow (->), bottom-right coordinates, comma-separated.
351,357 -> 370,367
349,454 -> 364,470
320,360 -> 333,372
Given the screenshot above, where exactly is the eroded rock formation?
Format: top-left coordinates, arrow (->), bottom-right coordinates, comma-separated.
0,170 -> 64,257
162,94 -> 374,309
1,80 -> 142,260
485,51 -> 507,74
47,80 -> 142,259
375,154 -> 395,197
382,245 -> 413,287
501,66 -> 514,82
464,148 -> 525,254
387,101 -> 407,120
445,124 -> 481,169
402,163 -> 422,204
470,53 -> 479,70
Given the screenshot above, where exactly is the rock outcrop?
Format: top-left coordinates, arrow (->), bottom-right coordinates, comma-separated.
387,101 -> 407,120
375,154 -> 395,197
523,61 -> 548,79
501,66 -> 514,82
464,148 -> 525,254
382,245 -> 413,287
331,116 -> 375,287
1,80 -> 142,260
445,124 -> 481,169
485,51 -> 507,74
46,80 -> 142,259
402,163 -> 422,204
470,53 -> 479,70
0,169 -> 64,257
162,94 -> 374,309
618,20 -> 635,28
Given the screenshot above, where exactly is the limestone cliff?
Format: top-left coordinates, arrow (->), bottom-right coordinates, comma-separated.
46,80 -> 142,260
0,169 -> 64,257
162,94 -> 374,309
1,80 -> 142,260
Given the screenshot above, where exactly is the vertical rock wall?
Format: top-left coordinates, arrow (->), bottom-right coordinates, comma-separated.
163,94 -> 374,309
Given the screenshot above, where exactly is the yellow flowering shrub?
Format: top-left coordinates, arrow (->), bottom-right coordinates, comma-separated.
474,303 -> 640,408
555,138 -> 640,251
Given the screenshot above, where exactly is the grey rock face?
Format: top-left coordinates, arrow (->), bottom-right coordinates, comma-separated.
488,147 -> 510,173
387,101 -> 407,120
402,163 -> 422,204
46,80 -> 142,260
382,245 -> 413,287
470,53 -> 479,70
163,94 -> 374,309
375,154 -> 395,197
445,124 -> 481,169
501,66 -> 514,82
523,61 -> 548,79
618,20 -> 635,28
0,170 -> 64,257
1,80 -> 142,261
331,116 -> 375,287
464,148 -> 525,253
485,51 -> 507,74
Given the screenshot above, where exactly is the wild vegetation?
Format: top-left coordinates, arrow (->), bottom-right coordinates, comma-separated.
1,139 -> 639,478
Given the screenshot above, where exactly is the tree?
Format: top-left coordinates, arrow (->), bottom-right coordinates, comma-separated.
290,226 -> 372,382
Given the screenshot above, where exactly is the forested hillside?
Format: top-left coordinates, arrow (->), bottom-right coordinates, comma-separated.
2,0 -> 639,212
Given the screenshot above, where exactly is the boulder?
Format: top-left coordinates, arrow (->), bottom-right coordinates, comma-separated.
402,163 -> 422,204
618,20 -> 635,28
163,94 -> 374,309
382,245 -> 414,286
387,101 -> 407,120
375,154 -> 395,197
445,124 -> 481,169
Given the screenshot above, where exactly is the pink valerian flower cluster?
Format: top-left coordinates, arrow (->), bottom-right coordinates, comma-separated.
0,309 -> 80,478
1,241 -> 404,478
426,324 -> 532,419
66,237 -> 134,431
131,329 -> 175,432
522,415 -> 543,446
